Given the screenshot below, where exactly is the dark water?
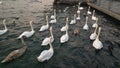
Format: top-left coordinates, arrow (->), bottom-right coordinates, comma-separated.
0,0 -> 120,68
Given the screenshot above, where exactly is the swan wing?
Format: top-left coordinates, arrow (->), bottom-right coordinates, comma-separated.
70,20 -> 76,24
60,34 -> 68,43
18,31 -> 34,38
50,15 -> 54,19
0,29 -> 7,35
41,37 -> 50,46
83,25 -> 88,30
49,19 -> 56,23
39,25 -> 49,31
60,26 -> 66,31
92,23 -> 97,28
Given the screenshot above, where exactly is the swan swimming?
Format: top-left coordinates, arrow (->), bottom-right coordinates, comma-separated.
50,9 -> 56,19
37,38 -> 54,62
90,24 -> 98,40
93,27 -> 103,49
50,9 -> 57,23
0,19 -> 8,35
1,37 -> 27,63
41,26 -> 54,46
61,17 -> 69,31
70,14 -> 76,24
78,2 -> 84,10
92,10 -> 97,21
87,6 -> 91,15
60,18 -> 69,43
39,16 -> 49,31
17,21 -> 35,38
83,16 -> 89,30
92,17 -> 98,28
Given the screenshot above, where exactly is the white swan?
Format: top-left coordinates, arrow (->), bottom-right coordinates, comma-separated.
77,6 -> 80,14
61,17 -> 68,32
49,17 -> 56,23
70,14 -> 76,24
78,2 -> 84,10
39,16 -> 49,31
92,10 -> 97,21
83,16 -> 89,30
17,21 -> 35,38
90,24 -> 98,40
87,6 -> 91,15
92,17 -> 98,28
60,21 -> 69,43
50,9 -> 56,23
37,38 -> 54,62
41,26 -> 54,46
50,9 -> 56,19
93,27 -> 103,49
76,13 -> 80,20
0,19 -> 8,35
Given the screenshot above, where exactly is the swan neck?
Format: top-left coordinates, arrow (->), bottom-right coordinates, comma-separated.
50,28 -> 53,38
97,27 -> 101,39
94,25 -> 98,33
49,42 -> 53,49
66,25 -> 68,35
46,16 -> 48,25
93,10 -> 95,16
21,37 -> 26,46
96,18 -> 98,23
85,17 -> 88,24
30,21 -> 34,31
3,20 -> 7,30
54,10 -> 56,18
74,14 -> 76,20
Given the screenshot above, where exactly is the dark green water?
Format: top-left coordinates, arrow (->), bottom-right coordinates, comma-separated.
0,0 -> 120,68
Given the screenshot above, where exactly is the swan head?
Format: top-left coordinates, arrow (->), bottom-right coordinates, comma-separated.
85,16 -> 88,23
50,26 -> 52,31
